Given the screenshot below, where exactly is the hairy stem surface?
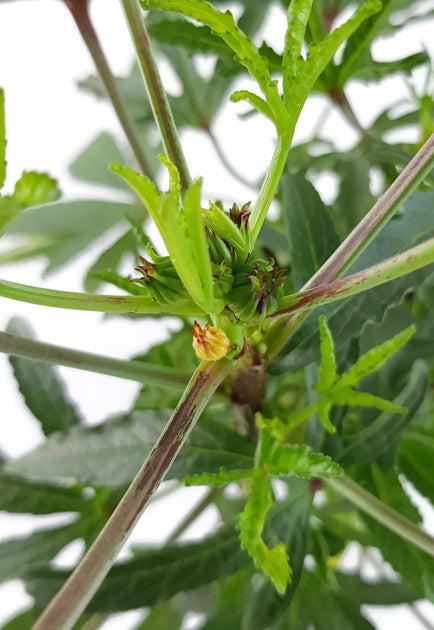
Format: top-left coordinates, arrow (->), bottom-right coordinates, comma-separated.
33,359 -> 232,630
64,0 -> 153,177
120,0 -> 191,190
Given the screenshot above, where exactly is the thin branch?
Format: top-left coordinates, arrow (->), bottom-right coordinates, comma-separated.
120,0 -> 191,190
33,358 -> 233,630
328,475 -> 434,558
270,236 -> 434,318
64,0 -> 153,178
265,132 -> 434,358
0,330 -> 188,389
205,126 -> 257,189
0,278 -> 203,316
166,487 -> 220,544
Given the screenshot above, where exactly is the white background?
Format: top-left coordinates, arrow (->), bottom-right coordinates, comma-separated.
0,0 -> 434,627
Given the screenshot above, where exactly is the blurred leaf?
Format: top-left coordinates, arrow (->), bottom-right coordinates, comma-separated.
6,317 -> 83,435
352,51 -> 429,82
399,429 -> 434,506
0,474 -> 93,515
4,199 -> 142,273
335,572 -> 417,605
26,523 -> 249,611
7,411 -> 255,486
85,229 -> 138,293
134,327 -> 198,410
0,87 -> 5,190
69,132 -> 132,192
281,174 -> 339,289
0,195 -> 21,234
134,603 -> 182,630
0,519 -> 92,583
0,608 -> 40,630
274,191 -> 434,371
337,360 -> 428,467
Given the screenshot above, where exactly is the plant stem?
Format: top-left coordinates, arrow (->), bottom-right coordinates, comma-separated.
250,131 -> 293,244
0,278 -> 203,316
166,487 -> 220,544
265,132 -> 434,358
270,236 -> 434,318
64,0 -> 152,178
328,475 -> 434,558
0,330 -> 188,389
33,358 -> 233,630
120,0 -> 191,190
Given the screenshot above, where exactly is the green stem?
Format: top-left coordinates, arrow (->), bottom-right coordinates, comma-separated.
0,330 -> 188,389
33,358 -> 233,630
265,132 -> 434,357
328,475 -> 434,558
0,278 -> 203,316
250,132 -> 293,244
64,0 -> 153,178
271,236 -> 434,318
120,0 -> 191,190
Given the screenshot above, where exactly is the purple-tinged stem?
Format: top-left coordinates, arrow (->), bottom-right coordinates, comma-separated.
64,0 -> 153,178
270,237 -> 434,319
33,358 -> 232,630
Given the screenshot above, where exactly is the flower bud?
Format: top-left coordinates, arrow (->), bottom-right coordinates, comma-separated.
191,321 -> 231,361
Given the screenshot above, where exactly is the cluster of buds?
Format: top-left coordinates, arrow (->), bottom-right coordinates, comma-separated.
191,321 -> 231,361
227,258 -> 287,323
132,244 -> 186,304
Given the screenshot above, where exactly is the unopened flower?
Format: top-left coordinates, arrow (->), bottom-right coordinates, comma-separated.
191,321 -> 230,361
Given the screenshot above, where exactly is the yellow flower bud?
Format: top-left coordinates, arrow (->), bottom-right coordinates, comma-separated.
191,321 -> 231,361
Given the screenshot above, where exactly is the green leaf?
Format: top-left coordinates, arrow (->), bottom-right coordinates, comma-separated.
238,472 -> 290,594
1,608 -> 40,630
141,0 -> 282,121
5,199 -> 142,273
351,51 -> 429,83
241,479 -> 311,630
134,327 -> 198,410
149,18 -> 229,57
275,191 -> 434,372
0,195 -> 21,235
6,411 -> 255,486
338,360 -> 428,467
316,315 -> 337,391
69,132 -> 131,191
293,1 -> 382,112
283,0 -> 313,102
13,171 -> 60,208
335,572 -> 417,606
0,520 -> 91,583
26,523 -> 250,611
0,474 -> 93,515
281,174 -> 340,290
185,468 -> 252,486
338,325 -> 415,388
337,0 -> 395,87
134,602 -> 182,630
6,317 -> 83,435
0,87 -> 5,190
268,443 -> 342,479
399,429 -> 434,506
